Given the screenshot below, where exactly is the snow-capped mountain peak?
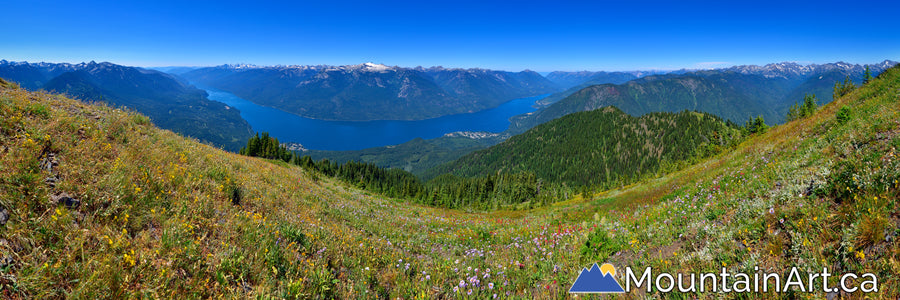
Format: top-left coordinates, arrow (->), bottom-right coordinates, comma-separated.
724,60 -> 898,79
359,62 -> 392,72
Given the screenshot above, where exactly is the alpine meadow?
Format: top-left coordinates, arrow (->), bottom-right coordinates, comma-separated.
2,0 -> 900,299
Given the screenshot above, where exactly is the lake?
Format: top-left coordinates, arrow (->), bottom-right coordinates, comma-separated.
201,87 -> 548,151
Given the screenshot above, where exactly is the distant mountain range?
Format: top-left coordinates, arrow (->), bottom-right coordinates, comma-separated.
544,70 -> 662,89
536,70 -> 667,108
148,66 -> 201,75
306,60 -> 898,177
0,60 -> 252,151
509,60 -> 899,133
180,63 -> 560,121
3,58 -> 894,162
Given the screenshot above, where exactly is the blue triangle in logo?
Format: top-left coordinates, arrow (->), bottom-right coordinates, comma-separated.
569,263 -> 625,293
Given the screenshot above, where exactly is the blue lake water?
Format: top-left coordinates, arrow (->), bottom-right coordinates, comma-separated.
201,87 -> 548,151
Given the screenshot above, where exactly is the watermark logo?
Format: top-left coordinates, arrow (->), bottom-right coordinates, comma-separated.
569,264 -> 879,295
569,263 -> 625,293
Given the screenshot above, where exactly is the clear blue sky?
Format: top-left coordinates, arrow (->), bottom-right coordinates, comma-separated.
2,0 -> 898,71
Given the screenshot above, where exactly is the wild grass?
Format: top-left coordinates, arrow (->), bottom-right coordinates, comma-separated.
0,65 -> 898,299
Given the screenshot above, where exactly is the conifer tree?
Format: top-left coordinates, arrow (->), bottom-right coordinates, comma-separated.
864,65 -> 873,84
833,75 -> 856,99
744,116 -> 768,134
800,94 -> 818,118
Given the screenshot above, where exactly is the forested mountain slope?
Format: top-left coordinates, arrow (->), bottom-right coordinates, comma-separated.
181,64 -> 559,121
426,107 -> 742,188
509,60 -> 898,134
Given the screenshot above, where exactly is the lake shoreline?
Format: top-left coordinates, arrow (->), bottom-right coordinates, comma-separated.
200,85 -> 548,151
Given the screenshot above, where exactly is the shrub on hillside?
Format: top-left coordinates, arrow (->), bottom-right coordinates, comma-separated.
580,229 -> 622,263
836,106 -> 852,125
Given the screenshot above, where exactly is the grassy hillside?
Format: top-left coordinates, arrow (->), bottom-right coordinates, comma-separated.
0,61 -> 253,151
0,77 -> 587,298
0,62 -> 898,299
569,65 -> 900,297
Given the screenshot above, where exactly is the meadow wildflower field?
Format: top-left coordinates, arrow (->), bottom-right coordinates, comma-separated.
0,66 -> 898,299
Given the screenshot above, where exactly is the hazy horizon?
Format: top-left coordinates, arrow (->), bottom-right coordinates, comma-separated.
2,58 -> 896,74
2,0 -> 898,72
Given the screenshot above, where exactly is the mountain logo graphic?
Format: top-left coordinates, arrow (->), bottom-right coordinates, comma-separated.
568,263 -> 625,293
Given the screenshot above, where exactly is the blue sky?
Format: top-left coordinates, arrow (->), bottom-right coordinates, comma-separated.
2,0 -> 898,71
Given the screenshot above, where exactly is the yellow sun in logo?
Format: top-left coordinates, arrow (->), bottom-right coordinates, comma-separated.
600,263 -> 616,276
